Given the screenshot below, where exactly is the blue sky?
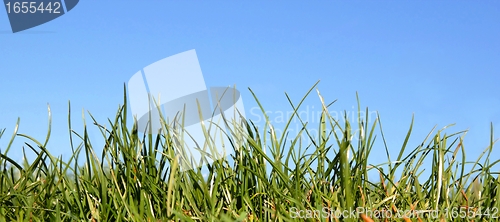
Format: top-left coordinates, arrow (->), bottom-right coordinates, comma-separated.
1,1 -> 499,175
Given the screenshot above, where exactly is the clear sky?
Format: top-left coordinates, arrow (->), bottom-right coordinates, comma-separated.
1,1 -> 499,175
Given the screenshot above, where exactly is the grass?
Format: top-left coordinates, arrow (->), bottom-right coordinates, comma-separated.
0,82 -> 499,221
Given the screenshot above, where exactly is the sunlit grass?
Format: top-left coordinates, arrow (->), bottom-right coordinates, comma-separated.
0,82 -> 498,221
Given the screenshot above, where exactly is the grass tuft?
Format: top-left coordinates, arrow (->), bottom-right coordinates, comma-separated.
0,84 -> 498,221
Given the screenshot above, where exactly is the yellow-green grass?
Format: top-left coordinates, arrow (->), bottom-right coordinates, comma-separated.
0,82 -> 498,221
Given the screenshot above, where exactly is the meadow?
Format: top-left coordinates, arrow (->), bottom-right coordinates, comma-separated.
0,83 -> 498,221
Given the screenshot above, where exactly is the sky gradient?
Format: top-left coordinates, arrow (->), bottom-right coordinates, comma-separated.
1,1 -> 499,175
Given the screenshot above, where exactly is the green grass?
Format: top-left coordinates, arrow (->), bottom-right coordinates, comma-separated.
0,82 -> 499,221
